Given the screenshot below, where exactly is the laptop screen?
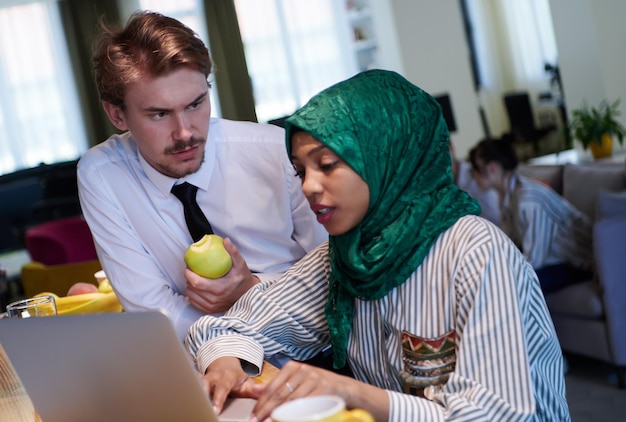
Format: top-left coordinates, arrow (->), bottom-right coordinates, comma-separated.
0,312 -> 254,422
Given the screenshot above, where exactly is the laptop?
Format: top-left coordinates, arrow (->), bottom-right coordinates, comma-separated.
0,311 -> 256,422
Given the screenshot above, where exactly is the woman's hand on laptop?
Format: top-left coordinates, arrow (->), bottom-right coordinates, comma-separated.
185,238 -> 260,314
201,356 -> 264,415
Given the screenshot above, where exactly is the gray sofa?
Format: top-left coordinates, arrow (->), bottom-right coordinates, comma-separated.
518,160 -> 626,388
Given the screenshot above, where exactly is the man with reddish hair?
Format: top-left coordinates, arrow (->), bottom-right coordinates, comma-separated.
78,11 -> 326,340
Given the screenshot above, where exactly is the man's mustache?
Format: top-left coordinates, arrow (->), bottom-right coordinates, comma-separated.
166,137 -> 205,154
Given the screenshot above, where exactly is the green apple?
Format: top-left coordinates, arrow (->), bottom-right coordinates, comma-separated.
184,234 -> 233,279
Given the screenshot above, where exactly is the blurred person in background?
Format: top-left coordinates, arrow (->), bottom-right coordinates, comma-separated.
449,140 -> 500,225
469,137 -> 593,294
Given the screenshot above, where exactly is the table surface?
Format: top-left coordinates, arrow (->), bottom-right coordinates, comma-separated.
528,148 -> 626,166
0,342 -> 279,421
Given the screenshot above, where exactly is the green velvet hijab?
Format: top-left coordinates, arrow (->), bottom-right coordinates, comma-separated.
284,70 -> 480,368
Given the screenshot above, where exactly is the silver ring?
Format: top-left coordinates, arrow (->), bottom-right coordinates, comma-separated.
285,382 -> 295,393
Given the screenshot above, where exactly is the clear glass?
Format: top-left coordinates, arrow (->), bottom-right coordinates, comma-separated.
5,295 -> 57,318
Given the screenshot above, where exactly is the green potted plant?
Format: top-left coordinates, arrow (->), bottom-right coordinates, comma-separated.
570,99 -> 626,159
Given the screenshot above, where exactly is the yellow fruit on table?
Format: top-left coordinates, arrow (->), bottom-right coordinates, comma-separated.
54,292 -> 123,315
343,409 -> 375,422
34,291 -> 123,315
184,234 -> 233,279
98,278 -> 114,293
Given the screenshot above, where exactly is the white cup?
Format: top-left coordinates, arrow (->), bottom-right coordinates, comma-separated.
5,295 -> 57,318
94,270 -> 107,285
271,395 -> 373,422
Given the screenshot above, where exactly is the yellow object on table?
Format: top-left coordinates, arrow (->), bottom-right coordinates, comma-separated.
30,274 -> 123,315
33,291 -> 123,315
253,360 -> 280,384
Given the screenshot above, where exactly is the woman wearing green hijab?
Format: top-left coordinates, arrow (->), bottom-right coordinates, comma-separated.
187,70 -> 569,421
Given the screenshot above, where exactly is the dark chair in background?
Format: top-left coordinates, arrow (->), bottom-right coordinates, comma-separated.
0,176 -> 42,251
31,197 -> 82,223
0,159 -> 81,251
503,92 -> 556,155
32,160 -> 82,222
434,93 -> 457,133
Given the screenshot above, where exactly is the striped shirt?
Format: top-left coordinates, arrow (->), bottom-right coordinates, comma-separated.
186,216 -> 570,421
500,173 -> 592,270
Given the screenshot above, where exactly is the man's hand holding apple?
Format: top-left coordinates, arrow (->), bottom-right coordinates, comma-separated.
185,236 -> 260,314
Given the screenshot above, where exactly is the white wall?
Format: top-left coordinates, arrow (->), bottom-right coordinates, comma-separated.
370,0 -> 486,159
549,0 -> 626,151
371,0 -> 626,157
369,0 -> 405,74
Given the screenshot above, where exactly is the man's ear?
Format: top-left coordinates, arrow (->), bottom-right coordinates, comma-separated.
102,101 -> 129,131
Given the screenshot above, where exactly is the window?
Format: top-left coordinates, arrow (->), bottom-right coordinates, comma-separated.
123,1 -> 359,123
130,0 -> 206,37
468,0 -> 557,90
464,0 -> 559,138
234,0 -> 357,123
0,0 -> 87,175
122,0 -> 221,117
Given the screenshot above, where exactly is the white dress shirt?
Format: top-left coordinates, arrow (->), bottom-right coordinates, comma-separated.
77,118 -> 327,340
500,173 -> 592,270
186,216 -> 569,421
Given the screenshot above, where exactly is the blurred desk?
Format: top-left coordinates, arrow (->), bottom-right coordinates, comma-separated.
528,149 -> 590,165
528,148 -> 626,166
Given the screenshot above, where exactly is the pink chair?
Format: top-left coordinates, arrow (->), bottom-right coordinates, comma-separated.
24,216 -> 98,265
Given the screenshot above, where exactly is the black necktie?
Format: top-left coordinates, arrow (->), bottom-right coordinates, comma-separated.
171,182 -> 213,241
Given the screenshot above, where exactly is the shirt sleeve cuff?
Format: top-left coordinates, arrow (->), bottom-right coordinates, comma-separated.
195,335 -> 265,376
252,272 -> 282,284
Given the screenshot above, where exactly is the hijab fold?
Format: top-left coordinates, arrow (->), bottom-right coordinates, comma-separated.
285,70 -> 480,368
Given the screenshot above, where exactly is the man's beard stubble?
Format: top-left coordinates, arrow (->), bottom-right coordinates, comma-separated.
158,136 -> 206,178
